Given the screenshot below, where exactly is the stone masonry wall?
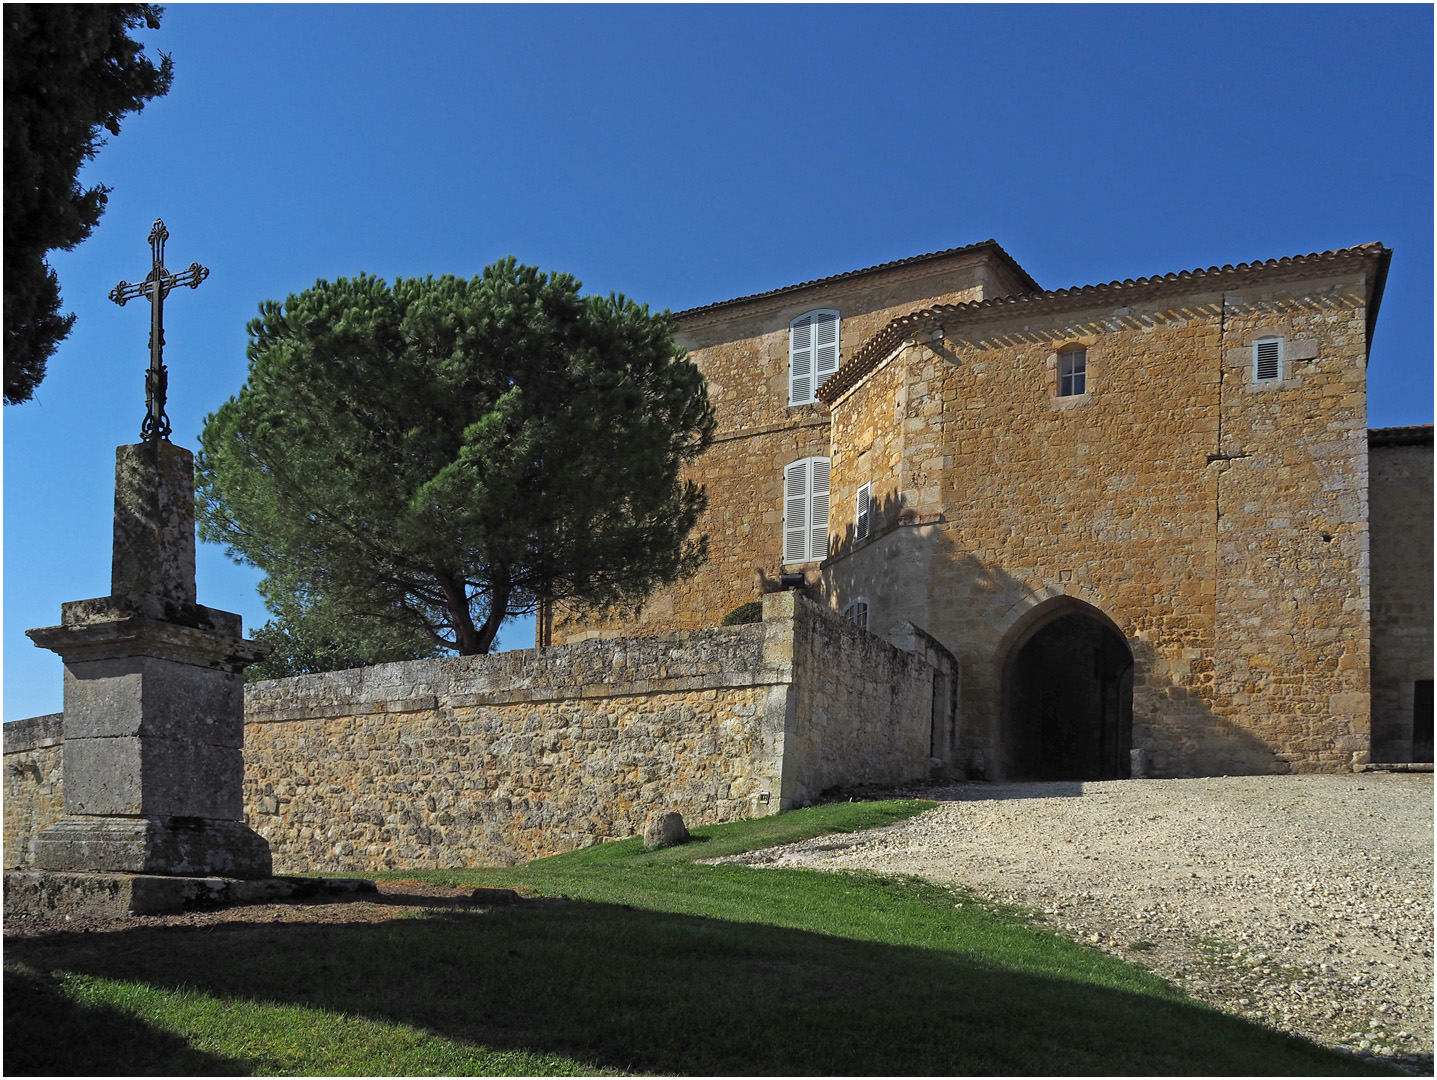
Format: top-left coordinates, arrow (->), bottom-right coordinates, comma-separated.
3,714 -> 64,868
555,249 -> 1030,642
242,622 -> 789,871
822,259 -> 1379,776
780,594 -> 941,806
4,595 -> 942,873
1368,432 -> 1434,760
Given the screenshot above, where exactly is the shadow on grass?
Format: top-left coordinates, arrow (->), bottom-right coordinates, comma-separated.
5,892 -> 1383,1077
4,965 -> 252,1076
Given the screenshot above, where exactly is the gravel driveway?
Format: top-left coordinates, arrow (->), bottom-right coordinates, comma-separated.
712,772 -> 1433,1071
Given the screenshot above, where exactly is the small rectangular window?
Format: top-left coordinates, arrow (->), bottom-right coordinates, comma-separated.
855,483 -> 871,541
1059,349 -> 1086,397
1253,338 -> 1282,382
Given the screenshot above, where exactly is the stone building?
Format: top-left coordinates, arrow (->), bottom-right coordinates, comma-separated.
554,240 -> 1433,779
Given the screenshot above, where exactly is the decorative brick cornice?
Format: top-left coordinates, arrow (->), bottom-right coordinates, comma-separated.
820,243 -> 1392,404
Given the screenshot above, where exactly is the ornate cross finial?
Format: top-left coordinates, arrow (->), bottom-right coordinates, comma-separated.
109,219 -> 209,443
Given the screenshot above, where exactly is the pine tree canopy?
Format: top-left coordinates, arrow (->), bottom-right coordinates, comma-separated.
197,263 -> 716,665
4,3 -> 173,405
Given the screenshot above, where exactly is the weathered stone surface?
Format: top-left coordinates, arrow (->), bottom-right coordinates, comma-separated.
471,886 -> 523,905
3,869 -> 374,917
1367,430 -> 1434,761
111,441 -> 197,613
31,815 -> 271,877
643,811 -> 689,848
235,594 -> 944,872
2,715 -> 64,868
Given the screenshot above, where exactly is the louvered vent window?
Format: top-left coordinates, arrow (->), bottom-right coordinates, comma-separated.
790,310 -> 840,405
855,483 -> 871,542
1253,338 -> 1283,383
844,599 -> 870,632
783,456 -> 831,564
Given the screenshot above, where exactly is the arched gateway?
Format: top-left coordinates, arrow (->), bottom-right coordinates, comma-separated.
999,599 -> 1134,780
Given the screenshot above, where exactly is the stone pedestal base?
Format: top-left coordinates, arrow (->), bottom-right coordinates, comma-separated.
32,816 -> 272,878
4,870 -> 376,918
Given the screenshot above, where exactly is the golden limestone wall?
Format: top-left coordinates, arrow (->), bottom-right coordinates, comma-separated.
242,623 -> 789,870
1368,432 -> 1434,760
554,252 -> 1028,642
824,263 -> 1377,776
1210,269 -> 1373,771
2,715 -> 64,868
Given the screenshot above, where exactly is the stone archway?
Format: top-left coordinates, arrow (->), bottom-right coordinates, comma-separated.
999,601 -> 1134,780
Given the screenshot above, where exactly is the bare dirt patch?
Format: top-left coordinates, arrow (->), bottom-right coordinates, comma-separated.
2,880 -> 531,940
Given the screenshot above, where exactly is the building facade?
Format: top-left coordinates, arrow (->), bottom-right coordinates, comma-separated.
555,241 -> 1432,778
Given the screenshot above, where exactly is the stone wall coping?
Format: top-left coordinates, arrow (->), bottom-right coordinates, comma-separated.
3,714 -> 64,755
244,621 -> 786,723
1369,425 -> 1434,448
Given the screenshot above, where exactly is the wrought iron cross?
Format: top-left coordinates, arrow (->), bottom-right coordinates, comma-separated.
108,219 -> 209,443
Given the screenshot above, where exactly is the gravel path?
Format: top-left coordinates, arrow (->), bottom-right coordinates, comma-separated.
712,772 -> 1434,1071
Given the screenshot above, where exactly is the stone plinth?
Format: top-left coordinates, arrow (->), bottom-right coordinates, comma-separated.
23,441 -> 273,884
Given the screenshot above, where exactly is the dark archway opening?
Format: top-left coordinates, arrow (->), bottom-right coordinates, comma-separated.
1002,610 -> 1134,780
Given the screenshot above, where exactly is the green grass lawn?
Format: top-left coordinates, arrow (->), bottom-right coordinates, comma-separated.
5,800 -> 1392,1076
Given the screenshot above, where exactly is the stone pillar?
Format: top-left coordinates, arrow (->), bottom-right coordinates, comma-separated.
25,442 -> 272,878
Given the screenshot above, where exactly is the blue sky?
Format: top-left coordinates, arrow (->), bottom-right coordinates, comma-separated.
5,4 -> 1432,720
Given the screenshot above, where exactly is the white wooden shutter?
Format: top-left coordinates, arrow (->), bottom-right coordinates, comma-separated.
855,483 -> 871,541
1254,338 -> 1282,382
783,459 -> 809,564
809,457 -> 830,562
813,310 -> 840,389
789,315 -> 813,404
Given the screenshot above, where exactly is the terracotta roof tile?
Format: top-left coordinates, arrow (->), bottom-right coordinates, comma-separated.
819,243 -> 1392,403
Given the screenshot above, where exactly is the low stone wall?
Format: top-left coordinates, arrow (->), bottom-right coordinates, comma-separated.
3,714 -> 64,869
243,613 -> 789,872
4,593 -> 944,874
781,600 -> 953,804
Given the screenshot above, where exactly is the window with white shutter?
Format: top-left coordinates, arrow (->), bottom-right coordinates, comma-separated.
809,457 -> 830,561
782,456 -> 831,564
790,310 -> 840,405
855,483 -> 871,542
1253,338 -> 1283,383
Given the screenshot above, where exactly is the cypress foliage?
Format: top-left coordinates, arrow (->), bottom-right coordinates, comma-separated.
3,4 -> 173,403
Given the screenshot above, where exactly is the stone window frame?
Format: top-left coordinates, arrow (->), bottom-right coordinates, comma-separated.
843,597 -> 870,632
1048,341 -> 1093,410
789,309 -> 840,406
855,482 -> 872,543
1242,329 -> 1316,392
1252,336 -> 1284,387
1058,347 -> 1088,397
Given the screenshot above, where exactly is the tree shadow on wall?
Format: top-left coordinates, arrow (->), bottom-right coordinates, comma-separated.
822,490 -> 1289,780
4,884 -> 1374,1077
